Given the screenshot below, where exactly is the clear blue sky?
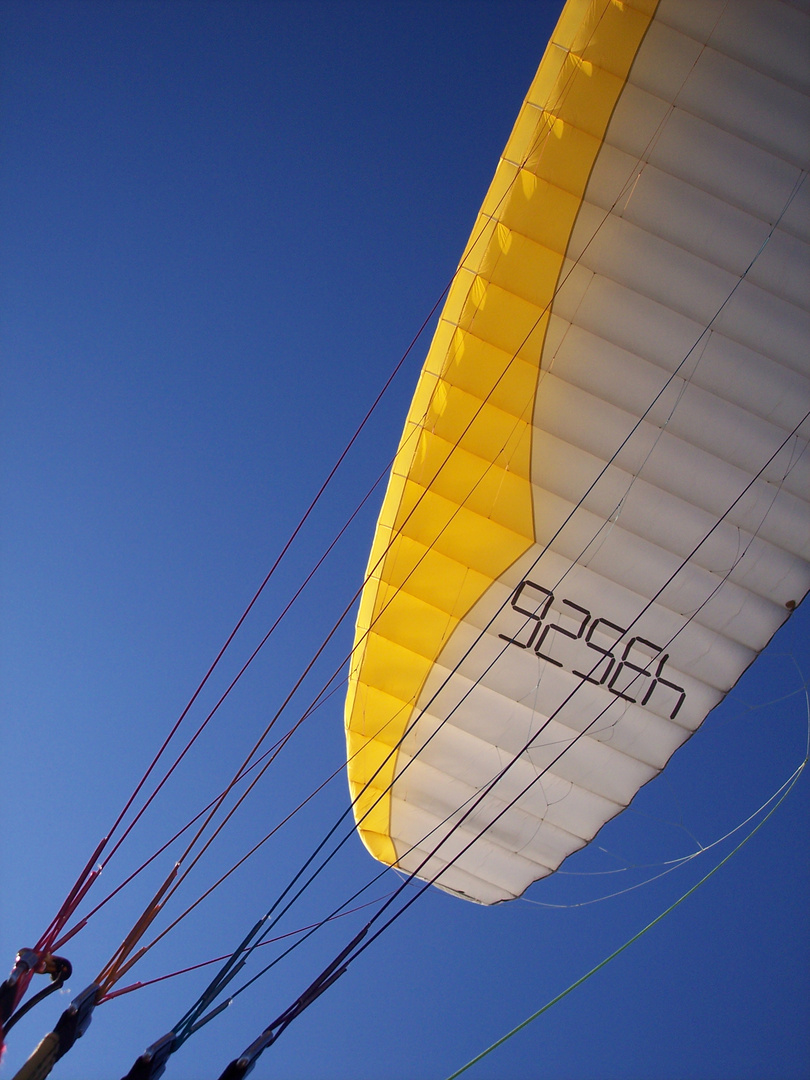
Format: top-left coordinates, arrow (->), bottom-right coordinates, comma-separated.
1,3 -> 808,1079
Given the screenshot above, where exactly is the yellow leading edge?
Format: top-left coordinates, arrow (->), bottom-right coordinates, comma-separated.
344,0 -> 659,867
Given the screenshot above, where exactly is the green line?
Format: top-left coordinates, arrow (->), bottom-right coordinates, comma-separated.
444,758 -> 806,1080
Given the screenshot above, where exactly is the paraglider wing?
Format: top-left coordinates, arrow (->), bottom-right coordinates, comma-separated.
345,0 -> 810,904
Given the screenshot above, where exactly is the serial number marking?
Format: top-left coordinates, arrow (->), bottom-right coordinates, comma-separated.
498,580 -> 686,720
